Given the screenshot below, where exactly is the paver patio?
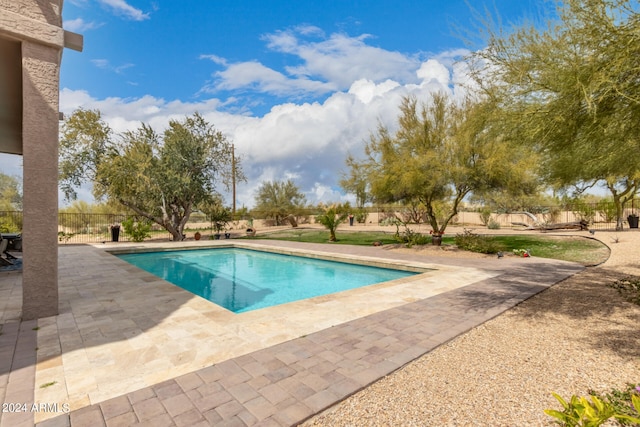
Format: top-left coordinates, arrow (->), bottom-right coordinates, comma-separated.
0,239 -> 583,426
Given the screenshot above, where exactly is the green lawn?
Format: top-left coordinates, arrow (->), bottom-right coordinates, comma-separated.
248,229 -> 399,246
246,229 -> 609,265
482,235 -> 608,265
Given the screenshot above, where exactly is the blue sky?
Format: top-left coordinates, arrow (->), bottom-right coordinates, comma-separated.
4,0 -> 553,208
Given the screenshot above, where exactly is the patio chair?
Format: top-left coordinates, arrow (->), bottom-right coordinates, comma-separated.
0,237 -> 13,266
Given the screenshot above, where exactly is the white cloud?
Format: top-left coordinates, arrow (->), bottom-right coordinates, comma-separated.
63,17 -> 103,32
208,61 -> 335,97
416,59 -> 450,86
99,0 -> 150,21
57,49 -> 472,208
199,54 -> 228,66
201,29 -> 421,99
90,59 -> 134,75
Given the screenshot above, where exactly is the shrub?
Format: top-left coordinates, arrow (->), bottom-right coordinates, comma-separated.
479,208 -> 492,226
122,217 -> 151,242
354,208 -> 368,224
487,219 -> 501,229
454,229 -> 503,254
395,227 -> 431,248
545,384 -> 640,426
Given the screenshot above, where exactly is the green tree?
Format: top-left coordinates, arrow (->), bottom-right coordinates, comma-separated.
0,173 -> 22,211
60,110 -> 243,241
470,0 -> 640,229
200,195 -> 232,234
315,203 -> 349,242
0,173 -> 23,232
352,94 -> 535,237
253,179 -> 306,225
340,159 -> 370,209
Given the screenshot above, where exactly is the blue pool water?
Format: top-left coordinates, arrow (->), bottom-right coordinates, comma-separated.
117,248 -> 417,313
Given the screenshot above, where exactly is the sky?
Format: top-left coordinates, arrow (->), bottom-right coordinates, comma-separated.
3,0 -> 553,209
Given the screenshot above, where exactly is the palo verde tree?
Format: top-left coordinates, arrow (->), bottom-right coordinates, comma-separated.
469,0 -> 640,229
253,179 -> 306,225
60,110 -> 243,241
351,93 -> 536,238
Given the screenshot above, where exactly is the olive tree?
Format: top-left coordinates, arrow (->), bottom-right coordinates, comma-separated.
60,110 -> 243,241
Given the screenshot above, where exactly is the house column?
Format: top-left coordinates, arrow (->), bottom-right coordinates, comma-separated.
21,40 -> 61,320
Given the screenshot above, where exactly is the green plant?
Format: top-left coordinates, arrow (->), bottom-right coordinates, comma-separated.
122,217 -> 151,242
315,204 -> 348,241
395,224 -> 431,247
545,387 -> 640,427
58,231 -> 74,243
595,384 -> 640,425
454,229 -> 503,254
354,208 -> 368,224
487,219 -> 501,229
479,208 -> 492,226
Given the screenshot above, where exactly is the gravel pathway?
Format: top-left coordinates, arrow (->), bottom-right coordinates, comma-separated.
304,230 -> 640,426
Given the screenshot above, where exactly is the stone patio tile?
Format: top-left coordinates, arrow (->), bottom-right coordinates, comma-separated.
219,370 -> 252,388
258,383 -> 291,406
328,377 -> 361,399
195,381 -> 223,398
214,399 -> 244,419
202,408 -> 223,425
160,393 -> 194,418
276,377 -> 315,401
132,397 -> 165,421
104,411 -> 137,427
69,406 -> 105,427
237,409 -> 258,426
303,389 -> 341,413
173,408 -> 205,427
195,365 -> 223,383
134,413 -> 173,427
100,395 -> 132,419
152,380 -> 183,400
272,401 -> 313,426
298,372 -> 330,392
33,414 -> 70,427
127,387 -> 155,405
244,395 -> 277,420
264,365 -> 296,383
227,382 -> 260,404
174,372 -> 204,392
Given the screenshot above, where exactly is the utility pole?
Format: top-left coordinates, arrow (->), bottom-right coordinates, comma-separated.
232,144 -> 236,216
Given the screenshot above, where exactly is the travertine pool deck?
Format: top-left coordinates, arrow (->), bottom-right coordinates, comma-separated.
0,240 -> 583,426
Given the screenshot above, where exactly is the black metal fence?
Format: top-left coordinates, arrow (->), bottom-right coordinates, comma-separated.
0,201 -> 636,245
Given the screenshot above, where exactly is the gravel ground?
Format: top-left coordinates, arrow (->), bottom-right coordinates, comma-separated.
303,230 -> 640,426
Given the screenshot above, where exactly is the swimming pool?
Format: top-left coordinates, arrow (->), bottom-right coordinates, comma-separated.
117,247 -> 418,313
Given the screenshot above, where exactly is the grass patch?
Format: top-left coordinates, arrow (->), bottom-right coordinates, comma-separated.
248,229 -> 608,264
247,229 -> 399,246
485,235 -> 608,265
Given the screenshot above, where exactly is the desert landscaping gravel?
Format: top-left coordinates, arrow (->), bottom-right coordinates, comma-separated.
303,230 -> 640,426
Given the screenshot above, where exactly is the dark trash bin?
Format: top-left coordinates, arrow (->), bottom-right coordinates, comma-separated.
110,225 -> 120,242
349,215 -> 354,226
628,215 -> 639,229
